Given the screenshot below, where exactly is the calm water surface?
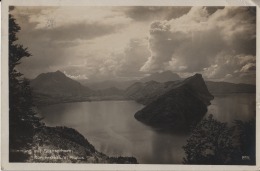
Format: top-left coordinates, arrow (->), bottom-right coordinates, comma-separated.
206,94 -> 256,123
38,94 -> 255,164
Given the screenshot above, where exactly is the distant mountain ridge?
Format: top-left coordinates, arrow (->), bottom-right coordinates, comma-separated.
125,79 -> 255,105
78,70 -> 180,90
78,70 -> 255,96
206,81 -> 255,95
30,71 -> 126,105
78,79 -> 135,90
30,70 -> 255,105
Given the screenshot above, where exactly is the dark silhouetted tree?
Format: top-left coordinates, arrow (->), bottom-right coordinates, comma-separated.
9,13 -> 43,162
183,114 -> 256,165
231,118 -> 256,165
183,114 -> 234,164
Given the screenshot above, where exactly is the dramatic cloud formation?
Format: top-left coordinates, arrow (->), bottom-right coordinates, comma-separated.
203,54 -> 256,80
59,38 -> 150,81
12,6 -> 256,84
140,7 -> 256,83
116,39 -> 150,78
13,7 -> 135,79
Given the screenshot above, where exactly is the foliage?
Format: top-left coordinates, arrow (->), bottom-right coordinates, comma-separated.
183,114 -> 256,165
183,114 -> 234,164
108,156 -> 138,164
231,118 -> 256,165
9,14 -> 44,162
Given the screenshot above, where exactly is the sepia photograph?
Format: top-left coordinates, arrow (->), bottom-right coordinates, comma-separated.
1,0 -> 259,170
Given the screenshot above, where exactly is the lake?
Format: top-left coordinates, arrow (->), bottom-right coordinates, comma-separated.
38,93 -> 256,164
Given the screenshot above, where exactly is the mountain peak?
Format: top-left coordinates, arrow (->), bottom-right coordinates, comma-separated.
194,73 -> 202,77
181,73 -> 213,106
30,71 -> 92,102
55,70 -> 63,74
35,70 -> 65,79
53,70 -> 66,76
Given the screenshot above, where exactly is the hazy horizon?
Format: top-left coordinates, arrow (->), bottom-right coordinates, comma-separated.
11,6 -> 256,84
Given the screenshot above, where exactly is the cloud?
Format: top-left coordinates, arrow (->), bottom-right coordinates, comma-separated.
140,6 -> 256,83
116,39 -> 150,78
123,6 -> 191,22
205,7 -> 225,15
12,7 -> 129,78
13,7 -> 152,80
32,22 -> 123,42
13,6 -> 131,29
12,6 -> 256,84
46,38 -> 150,82
240,63 -> 256,72
64,71 -> 88,80
13,7 -> 125,42
203,54 -> 256,79
83,38 -> 150,81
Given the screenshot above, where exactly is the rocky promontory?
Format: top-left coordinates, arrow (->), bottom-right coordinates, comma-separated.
134,74 -> 214,131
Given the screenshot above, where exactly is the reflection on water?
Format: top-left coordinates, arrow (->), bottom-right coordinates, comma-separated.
38,94 -> 255,164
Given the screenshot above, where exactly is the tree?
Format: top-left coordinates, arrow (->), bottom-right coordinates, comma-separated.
231,118 -> 256,165
183,114 -> 256,165
183,114 -> 234,164
9,13 -> 43,162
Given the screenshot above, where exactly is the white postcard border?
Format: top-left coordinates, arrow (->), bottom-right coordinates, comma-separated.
1,0 -> 259,170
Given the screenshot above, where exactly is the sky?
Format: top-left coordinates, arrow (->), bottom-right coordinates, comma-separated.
11,6 -> 256,84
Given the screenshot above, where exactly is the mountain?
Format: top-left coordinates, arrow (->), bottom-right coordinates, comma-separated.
79,79 -> 136,90
30,71 -> 128,105
31,71 -> 255,106
125,79 -> 186,105
89,87 -> 127,101
125,81 -> 168,105
140,70 -> 180,83
134,74 -> 214,131
30,71 -> 93,104
95,87 -> 124,96
78,71 -> 180,90
125,80 -> 256,105
31,70 -> 92,96
205,81 -> 256,95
